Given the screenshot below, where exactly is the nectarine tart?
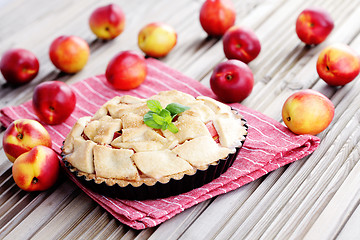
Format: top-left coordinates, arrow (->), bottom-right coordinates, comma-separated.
61,90 -> 247,199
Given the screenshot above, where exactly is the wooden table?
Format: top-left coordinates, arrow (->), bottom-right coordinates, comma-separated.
1,0 -> 360,239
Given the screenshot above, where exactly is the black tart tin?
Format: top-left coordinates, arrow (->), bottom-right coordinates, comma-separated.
62,119 -> 248,200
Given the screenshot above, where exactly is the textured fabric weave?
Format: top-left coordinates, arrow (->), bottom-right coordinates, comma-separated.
0,58 -> 320,229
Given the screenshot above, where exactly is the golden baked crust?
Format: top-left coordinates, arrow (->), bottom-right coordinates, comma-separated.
62,90 -> 247,188
172,135 -> 232,168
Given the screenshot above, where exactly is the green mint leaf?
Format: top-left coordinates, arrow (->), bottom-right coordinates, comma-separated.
144,101 -> 190,132
165,103 -> 190,117
143,111 -> 155,122
145,120 -> 162,129
143,111 -> 162,129
167,122 -> 179,133
147,100 -> 163,114
152,114 -> 165,125
159,109 -> 172,122
161,122 -> 168,130
144,119 -> 163,129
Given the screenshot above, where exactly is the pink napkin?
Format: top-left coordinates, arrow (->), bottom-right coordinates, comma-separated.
0,58 -> 320,229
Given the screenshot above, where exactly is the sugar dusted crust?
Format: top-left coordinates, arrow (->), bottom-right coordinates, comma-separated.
62,90 -> 247,188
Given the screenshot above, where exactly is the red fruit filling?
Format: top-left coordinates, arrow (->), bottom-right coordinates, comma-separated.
113,130 -> 122,140
206,121 -> 219,143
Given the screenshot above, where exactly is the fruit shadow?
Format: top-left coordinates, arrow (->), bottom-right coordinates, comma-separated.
193,35 -> 221,52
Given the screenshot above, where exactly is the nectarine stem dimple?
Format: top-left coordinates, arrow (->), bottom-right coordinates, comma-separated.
49,106 -> 55,111
326,65 -> 330,71
225,74 -> 233,81
32,177 -> 38,184
17,133 -> 23,140
287,117 -> 291,121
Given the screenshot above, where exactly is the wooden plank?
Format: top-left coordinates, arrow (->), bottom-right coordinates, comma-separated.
2,181 -> 79,239
149,200 -> 213,240
267,121 -> 360,239
28,192 -> 97,240
0,168 -> 13,194
178,180 -> 262,240
103,222 -> 128,240
74,210 -> 112,239
91,219 -> 124,240
60,206 -> 110,239
0,131 -> 12,176
212,170 -> 289,240
304,143 -> 360,239
133,228 -> 156,240
0,154 -> 12,177
337,201 -> 360,239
